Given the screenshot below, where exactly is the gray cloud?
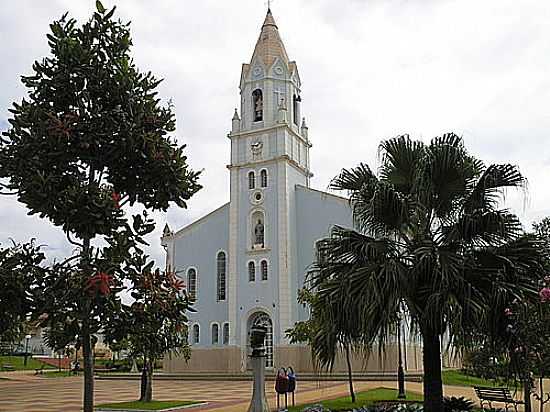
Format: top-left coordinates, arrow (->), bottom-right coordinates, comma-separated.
1,0 -> 549,265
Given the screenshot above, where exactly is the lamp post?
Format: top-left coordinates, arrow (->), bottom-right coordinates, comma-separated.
397,315 -> 406,399
247,324 -> 270,412
24,334 -> 32,366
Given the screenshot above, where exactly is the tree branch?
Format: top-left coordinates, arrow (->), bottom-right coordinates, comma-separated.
66,231 -> 84,249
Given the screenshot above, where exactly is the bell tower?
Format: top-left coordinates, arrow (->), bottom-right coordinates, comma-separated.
226,9 -> 312,362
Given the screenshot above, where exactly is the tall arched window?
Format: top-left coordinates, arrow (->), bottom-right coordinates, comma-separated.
211,323 -> 219,345
252,89 -> 263,122
192,324 -> 200,344
223,323 -> 230,345
248,171 -> 256,190
187,268 -> 197,300
261,260 -> 268,281
248,261 -> 256,282
260,169 -> 268,188
217,252 -> 226,301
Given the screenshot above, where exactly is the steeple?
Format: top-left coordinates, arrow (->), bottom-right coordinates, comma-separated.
250,9 -> 289,69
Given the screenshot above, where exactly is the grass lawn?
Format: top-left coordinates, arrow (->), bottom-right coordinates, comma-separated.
287,387 -> 423,412
442,369 -> 517,388
95,400 -> 204,411
0,355 -> 54,371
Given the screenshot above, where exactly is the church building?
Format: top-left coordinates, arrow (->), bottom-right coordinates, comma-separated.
162,9 -> 421,374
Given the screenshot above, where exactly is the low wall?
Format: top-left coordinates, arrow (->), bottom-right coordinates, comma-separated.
164,343 -> 424,374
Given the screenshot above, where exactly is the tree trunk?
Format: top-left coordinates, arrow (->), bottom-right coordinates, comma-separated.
344,344 -> 356,403
139,359 -> 147,401
82,320 -> 94,412
144,359 -> 153,402
81,232 -> 94,412
422,328 -> 443,412
539,376 -> 544,412
524,378 -> 532,412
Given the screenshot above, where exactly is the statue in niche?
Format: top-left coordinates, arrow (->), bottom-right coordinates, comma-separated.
253,89 -> 263,122
254,219 -> 264,247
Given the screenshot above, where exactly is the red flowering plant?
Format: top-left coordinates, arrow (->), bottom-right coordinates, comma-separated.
491,220 -> 550,412
104,246 -> 194,403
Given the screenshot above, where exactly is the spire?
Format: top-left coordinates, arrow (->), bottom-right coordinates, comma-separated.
250,9 -> 289,69
232,108 -> 241,134
232,108 -> 240,121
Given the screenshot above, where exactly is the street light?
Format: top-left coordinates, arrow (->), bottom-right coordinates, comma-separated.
24,334 -> 32,366
397,314 -> 406,399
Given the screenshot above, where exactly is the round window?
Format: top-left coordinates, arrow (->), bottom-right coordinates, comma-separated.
255,193 -> 262,201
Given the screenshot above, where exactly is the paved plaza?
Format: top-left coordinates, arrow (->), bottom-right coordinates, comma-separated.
0,372 -> 546,412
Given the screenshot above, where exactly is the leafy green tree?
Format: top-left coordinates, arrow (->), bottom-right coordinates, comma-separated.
106,259 -> 193,402
287,288 -> 359,403
0,241 -> 47,344
0,2 -> 201,411
307,134 -> 547,412
470,218 -> 550,412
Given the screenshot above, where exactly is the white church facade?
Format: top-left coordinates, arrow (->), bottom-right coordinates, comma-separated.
162,9 -> 422,373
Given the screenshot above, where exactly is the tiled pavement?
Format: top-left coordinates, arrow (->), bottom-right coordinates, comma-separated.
0,372 -> 545,412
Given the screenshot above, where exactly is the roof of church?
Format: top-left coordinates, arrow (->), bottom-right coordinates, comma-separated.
250,9 -> 290,69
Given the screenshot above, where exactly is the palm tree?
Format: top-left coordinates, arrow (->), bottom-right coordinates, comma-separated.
308,134 -> 547,412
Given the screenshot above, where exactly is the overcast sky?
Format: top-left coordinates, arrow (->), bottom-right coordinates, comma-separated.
1,0 -> 549,265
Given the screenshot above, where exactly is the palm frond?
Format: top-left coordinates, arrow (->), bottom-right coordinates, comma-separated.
378,134 -> 425,194
441,210 -> 523,246
463,164 -> 526,213
330,163 -> 377,192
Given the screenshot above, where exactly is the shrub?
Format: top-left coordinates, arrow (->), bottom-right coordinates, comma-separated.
443,396 -> 475,412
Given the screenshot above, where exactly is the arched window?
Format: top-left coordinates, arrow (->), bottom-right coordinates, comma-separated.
248,171 -> 256,190
217,252 -> 226,301
223,323 -> 230,345
261,260 -> 268,281
293,94 -> 301,126
252,89 -> 263,122
211,324 -> 219,345
192,324 -> 200,344
260,169 -> 268,188
248,261 -> 256,282
187,268 -> 197,300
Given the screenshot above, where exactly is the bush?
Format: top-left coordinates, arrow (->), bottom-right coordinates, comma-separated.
443,396 -> 474,412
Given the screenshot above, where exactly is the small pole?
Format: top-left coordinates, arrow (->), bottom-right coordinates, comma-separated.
397,316 -> 406,399
24,335 -> 31,366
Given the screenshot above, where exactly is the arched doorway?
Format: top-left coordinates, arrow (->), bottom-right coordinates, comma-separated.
247,312 -> 273,368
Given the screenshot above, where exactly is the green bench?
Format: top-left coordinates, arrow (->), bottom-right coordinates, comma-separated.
1,363 -> 15,371
474,386 -> 524,412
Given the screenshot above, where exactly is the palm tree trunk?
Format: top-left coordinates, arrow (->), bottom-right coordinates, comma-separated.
82,319 -> 94,412
422,328 -> 443,412
344,344 -> 356,403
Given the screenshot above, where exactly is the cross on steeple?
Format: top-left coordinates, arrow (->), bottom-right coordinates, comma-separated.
265,0 -> 273,11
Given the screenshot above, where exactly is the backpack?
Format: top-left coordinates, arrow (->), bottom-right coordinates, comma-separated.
275,367 -> 289,394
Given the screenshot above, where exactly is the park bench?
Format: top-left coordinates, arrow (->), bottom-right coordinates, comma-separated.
474,386 -> 524,412
1,363 -> 15,371
34,364 -> 45,375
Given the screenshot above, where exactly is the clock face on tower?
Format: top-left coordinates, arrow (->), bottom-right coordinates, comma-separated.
251,140 -> 263,159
